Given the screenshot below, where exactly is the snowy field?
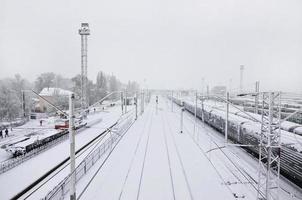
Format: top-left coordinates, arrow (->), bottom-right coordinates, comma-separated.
62,97 -> 302,200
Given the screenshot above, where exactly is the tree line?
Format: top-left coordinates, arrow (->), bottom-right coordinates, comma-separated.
0,72 -> 139,121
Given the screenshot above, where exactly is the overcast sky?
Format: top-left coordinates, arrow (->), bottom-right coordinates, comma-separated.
0,0 -> 301,92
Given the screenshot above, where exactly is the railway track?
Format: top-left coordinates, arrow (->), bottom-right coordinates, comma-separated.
170,97 -> 302,199
11,122 -> 118,200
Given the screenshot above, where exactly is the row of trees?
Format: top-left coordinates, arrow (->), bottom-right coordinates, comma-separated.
0,74 -> 32,120
0,72 -> 140,121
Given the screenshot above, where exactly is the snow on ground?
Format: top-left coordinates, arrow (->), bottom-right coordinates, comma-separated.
0,105 -> 127,200
0,118 -> 60,162
68,97 -> 302,200
171,98 -> 302,199
72,98 -> 239,200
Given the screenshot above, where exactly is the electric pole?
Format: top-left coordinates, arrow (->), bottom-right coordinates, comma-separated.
171,90 -> 173,112
156,95 -> 158,114
22,90 -> 26,118
194,90 -> 197,138
121,91 -> 124,114
240,65 -> 244,93
69,93 -> 76,200
141,91 -> 144,115
180,101 -> 184,133
135,93 -> 138,120
225,92 -> 229,144
257,92 -> 281,200
125,89 -> 127,113
255,81 -> 260,114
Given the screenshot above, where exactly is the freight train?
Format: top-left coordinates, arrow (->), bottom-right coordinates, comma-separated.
5,119 -> 86,157
171,97 -> 302,188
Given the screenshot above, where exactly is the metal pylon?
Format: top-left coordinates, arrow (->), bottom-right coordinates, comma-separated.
257,92 -> 281,200
79,23 -> 90,110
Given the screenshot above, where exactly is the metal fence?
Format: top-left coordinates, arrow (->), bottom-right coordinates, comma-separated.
42,114 -> 134,200
0,130 -> 69,174
0,116 -> 107,174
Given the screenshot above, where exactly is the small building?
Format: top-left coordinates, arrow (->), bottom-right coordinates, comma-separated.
36,88 -> 72,112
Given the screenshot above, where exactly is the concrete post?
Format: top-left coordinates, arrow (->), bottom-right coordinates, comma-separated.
194,91 -> 197,138
125,90 -> 127,113
180,101 -> 184,133
225,92 -> 229,144
69,93 -> 76,200
135,93 -> 138,120
121,91 -> 124,114
156,95 -> 158,114
171,90 -> 173,112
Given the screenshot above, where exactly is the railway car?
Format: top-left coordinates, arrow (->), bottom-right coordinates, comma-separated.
5,120 -> 87,157
170,96 -> 302,188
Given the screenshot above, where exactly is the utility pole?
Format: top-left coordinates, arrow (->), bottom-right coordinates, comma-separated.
201,96 -> 205,123
201,77 -> 205,96
125,90 -> 127,113
79,23 -> 90,113
69,93 -> 76,200
171,90 -> 173,112
180,101 -> 184,133
135,93 -> 138,120
141,91 -> 144,115
156,95 -> 158,114
255,81 -> 260,114
142,91 -> 145,113
257,92 -> 281,200
206,85 -> 209,98
194,90 -> 197,138
121,91 -> 124,114
225,92 -> 229,144
229,78 -> 232,93
240,65 -> 244,93
22,90 -> 26,118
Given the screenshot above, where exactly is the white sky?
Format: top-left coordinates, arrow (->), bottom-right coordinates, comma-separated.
0,0 -> 301,92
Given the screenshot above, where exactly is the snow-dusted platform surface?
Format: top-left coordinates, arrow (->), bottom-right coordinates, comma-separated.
72,98 -> 302,200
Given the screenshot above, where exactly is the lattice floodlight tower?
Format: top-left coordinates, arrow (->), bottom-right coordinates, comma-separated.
257,92 -> 281,200
79,23 -> 90,110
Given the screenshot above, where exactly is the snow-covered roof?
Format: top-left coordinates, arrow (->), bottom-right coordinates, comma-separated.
39,87 -> 72,97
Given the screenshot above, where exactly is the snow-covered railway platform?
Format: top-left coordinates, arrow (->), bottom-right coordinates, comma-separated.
68,97 -> 302,200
